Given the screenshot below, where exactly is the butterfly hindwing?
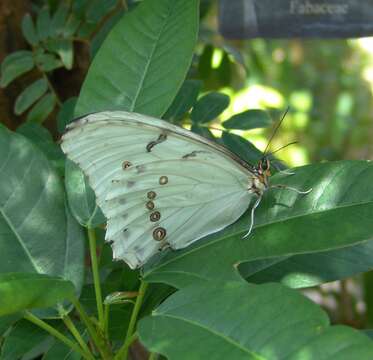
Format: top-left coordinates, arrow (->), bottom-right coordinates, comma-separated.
62,111 -> 254,268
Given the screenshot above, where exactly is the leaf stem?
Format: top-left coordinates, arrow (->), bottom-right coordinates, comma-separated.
115,281 -> 148,360
23,311 -> 93,360
87,227 -> 105,329
71,296 -> 112,359
62,314 -> 93,358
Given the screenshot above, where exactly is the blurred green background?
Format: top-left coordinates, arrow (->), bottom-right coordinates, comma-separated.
1,0 -> 372,330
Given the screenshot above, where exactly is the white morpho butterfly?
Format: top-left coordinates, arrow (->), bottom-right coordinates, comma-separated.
61,110 -> 311,269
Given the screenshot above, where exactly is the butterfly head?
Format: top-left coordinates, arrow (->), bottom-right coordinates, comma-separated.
256,157 -> 271,185
250,157 -> 271,195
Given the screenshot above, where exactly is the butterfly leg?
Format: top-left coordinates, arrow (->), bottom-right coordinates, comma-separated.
243,196 -> 262,238
270,184 -> 312,194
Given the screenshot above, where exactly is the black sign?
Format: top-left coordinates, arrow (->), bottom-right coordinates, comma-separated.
219,0 -> 373,39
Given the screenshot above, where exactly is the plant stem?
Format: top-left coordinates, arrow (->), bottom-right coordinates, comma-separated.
62,314 -> 92,358
42,72 -> 63,106
115,332 -> 138,360
71,296 -> 112,360
148,352 -> 158,360
24,311 -> 93,360
121,0 -> 128,11
104,303 -> 110,338
115,281 -> 148,360
87,227 -> 105,329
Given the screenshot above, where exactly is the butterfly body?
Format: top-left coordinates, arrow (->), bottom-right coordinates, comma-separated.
61,111 -> 271,269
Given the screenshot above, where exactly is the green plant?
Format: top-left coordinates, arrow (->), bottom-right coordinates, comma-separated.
1,0 -> 373,359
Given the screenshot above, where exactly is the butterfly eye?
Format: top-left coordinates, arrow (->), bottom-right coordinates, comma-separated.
261,159 -> 270,171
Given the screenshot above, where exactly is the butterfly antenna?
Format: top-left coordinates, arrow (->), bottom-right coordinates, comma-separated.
266,141 -> 298,157
263,106 -> 290,156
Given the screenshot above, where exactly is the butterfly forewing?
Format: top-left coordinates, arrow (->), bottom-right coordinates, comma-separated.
61,111 -> 254,268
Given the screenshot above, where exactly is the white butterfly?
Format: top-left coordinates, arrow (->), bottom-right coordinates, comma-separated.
61,111 -> 310,269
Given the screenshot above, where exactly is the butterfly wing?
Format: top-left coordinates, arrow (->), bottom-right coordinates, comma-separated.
61,111 -> 255,268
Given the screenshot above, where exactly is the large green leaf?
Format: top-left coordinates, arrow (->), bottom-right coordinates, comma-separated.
0,126 -> 84,298
139,281 -> 373,359
240,239 -> 373,288
1,319 -> 50,360
90,10 -> 124,58
65,159 -> 105,227
57,97 -> 78,134
0,314 -> 21,336
42,338 -> 81,360
143,161 -> 373,288
0,273 -> 75,316
0,51 -> 34,87
17,123 -> 65,173
75,0 -> 199,117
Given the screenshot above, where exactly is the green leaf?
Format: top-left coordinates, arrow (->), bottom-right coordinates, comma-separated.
241,240 -> 373,288
65,159 -> 105,227
90,10 -> 124,58
223,109 -> 273,130
163,80 -> 202,121
46,39 -> 74,69
22,14 -> 39,46
75,0 -> 199,117
222,131 -> 263,164
42,330 -> 83,360
63,13 -> 81,37
197,44 -> 213,80
0,51 -> 34,87
216,51 -> 232,87
16,123 -> 65,173
14,78 -> 48,115
57,97 -> 78,133
223,44 -> 246,69
139,281 -> 373,359
191,124 -> 215,140
191,92 -> 230,123
0,127 -> 84,305
36,7 -> 51,41
0,314 -> 21,336
26,93 -> 56,123
1,320 -> 50,360
50,2 -> 69,36
86,0 -> 117,23
143,161 -> 373,288
77,23 -> 96,38
0,273 -> 75,316
35,52 -> 63,72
